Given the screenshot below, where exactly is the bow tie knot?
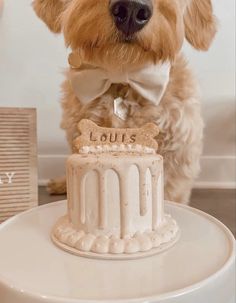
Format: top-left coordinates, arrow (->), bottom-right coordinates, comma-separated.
69,53 -> 171,106
109,69 -> 129,84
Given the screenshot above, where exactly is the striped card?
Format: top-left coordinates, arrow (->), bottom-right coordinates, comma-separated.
0,108 -> 38,223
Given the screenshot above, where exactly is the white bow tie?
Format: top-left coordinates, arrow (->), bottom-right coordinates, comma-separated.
69,54 -> 170,105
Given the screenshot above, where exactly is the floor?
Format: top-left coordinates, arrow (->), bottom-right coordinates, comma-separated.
39,187 -> 236,237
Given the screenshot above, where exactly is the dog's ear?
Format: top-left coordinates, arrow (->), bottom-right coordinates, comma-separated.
184,0 -> 217,51
33,0 -> 67,33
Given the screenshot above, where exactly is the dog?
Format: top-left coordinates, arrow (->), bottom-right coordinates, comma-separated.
33,0 -> 217,204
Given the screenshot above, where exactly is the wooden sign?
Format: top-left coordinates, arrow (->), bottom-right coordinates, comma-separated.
74,119 -> 159,151
0,108 -> 38,223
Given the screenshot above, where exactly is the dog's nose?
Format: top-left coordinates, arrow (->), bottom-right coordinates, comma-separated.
110,0 -> 153,36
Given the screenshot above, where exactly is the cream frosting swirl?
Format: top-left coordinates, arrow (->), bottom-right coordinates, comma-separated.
79,144 -> 155,155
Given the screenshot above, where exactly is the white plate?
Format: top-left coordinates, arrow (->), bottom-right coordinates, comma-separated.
0,201 -> 235,303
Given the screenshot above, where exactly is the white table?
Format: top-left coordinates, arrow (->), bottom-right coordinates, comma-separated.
0,201 -> 235,303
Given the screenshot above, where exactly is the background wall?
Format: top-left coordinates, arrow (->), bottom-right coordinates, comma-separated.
0,0 -> 235,188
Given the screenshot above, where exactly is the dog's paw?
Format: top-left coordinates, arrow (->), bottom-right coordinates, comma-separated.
47,177 -> 67,195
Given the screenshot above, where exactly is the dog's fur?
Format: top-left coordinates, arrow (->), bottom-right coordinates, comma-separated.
33,0 -> 217,203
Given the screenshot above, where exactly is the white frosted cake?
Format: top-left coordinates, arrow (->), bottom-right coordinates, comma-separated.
52,120 -> 179,259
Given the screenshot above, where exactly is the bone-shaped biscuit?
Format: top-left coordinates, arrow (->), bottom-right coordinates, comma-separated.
74,119 -> 159,152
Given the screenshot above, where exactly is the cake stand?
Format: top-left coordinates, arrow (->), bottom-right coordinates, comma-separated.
0,201 -> 235,303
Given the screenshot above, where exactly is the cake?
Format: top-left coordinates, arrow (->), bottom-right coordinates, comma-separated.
51,120 -> 179,259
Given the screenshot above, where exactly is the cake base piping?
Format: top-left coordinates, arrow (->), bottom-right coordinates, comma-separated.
51,215 -> 180,260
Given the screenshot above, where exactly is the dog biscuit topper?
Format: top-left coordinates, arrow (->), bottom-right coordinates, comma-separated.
74,119 -> 159,152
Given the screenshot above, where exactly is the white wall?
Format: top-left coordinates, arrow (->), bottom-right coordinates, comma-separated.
0,0 -> 235,187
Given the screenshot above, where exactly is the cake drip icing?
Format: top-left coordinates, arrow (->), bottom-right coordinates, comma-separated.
66,154 -> 164,238
52,214 -> 179,255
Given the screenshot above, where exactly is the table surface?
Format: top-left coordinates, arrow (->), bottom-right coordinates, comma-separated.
0,201 -> 235,302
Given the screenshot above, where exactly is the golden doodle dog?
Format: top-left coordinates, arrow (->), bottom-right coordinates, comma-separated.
33,0 -> 217,203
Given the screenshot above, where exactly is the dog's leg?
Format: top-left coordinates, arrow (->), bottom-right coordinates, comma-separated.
47,176 -> 67,195
162,129 -> 203,204
164,174 -> 194,205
